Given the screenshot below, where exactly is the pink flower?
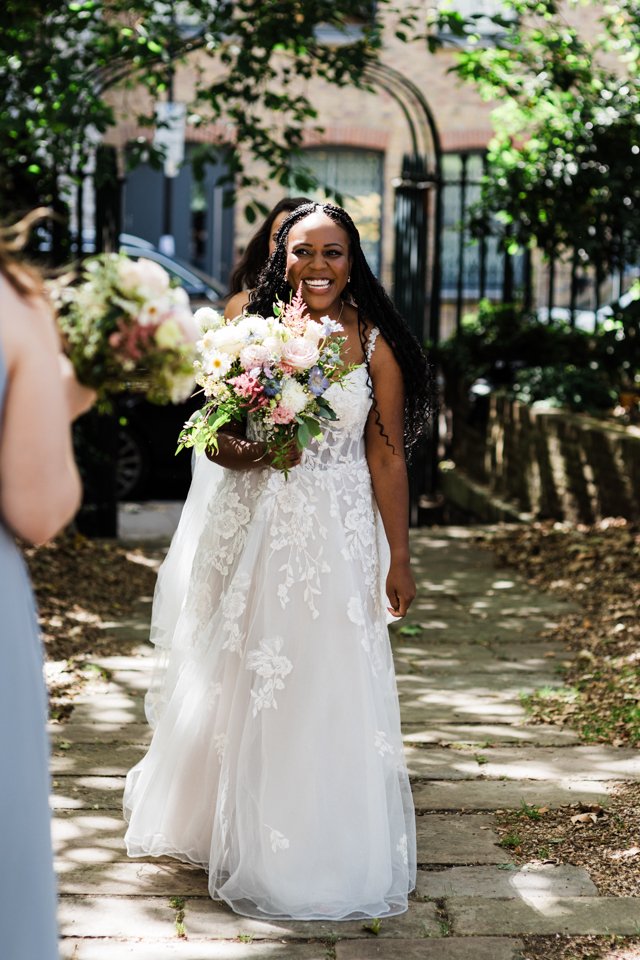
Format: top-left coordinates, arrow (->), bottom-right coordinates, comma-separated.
281,286 -> 310,335
239,343 -> 270,371
281,337 -> 320,370
229,373 -> 269,411
270,405 -> 296,424
230,372 -> 261,398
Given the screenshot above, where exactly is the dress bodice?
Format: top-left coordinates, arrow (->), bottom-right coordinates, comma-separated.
304,325 -> 379,469
305,364 -> 372,468
247,327 -> 379,472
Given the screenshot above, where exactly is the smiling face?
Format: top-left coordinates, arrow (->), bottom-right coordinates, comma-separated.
285,210 -> 351,319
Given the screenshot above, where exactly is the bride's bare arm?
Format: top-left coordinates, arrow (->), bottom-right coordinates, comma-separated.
364,336 -> 415,618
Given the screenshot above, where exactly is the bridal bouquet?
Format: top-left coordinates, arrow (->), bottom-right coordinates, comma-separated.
51,254 -> 199,409
177,290 -> 350,471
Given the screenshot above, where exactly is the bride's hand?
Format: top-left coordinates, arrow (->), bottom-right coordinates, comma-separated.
386,559 -> 416,618
267,438 -> 302,471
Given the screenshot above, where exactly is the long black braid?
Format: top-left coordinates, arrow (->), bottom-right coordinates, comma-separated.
248,202 -> 435,456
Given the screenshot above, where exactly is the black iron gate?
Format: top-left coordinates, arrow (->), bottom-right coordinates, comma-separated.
392,153 -> 442,523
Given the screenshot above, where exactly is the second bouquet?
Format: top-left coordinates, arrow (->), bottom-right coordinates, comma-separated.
177,289 -> 352,473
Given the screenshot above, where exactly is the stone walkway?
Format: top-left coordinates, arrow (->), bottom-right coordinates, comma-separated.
50,526 -> 640,959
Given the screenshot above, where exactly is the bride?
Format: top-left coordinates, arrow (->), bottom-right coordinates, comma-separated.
123,202 -> 433,921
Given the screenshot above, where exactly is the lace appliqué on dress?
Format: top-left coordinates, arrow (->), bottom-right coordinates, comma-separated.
246,637 -> 293,717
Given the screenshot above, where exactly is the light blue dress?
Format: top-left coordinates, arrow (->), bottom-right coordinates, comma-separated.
0,339 -> 59,959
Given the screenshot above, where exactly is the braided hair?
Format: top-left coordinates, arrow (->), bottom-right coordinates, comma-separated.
228,196 -> 312,295
249,201 -> 435,455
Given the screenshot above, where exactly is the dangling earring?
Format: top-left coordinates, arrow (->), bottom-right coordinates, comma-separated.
348,275 -> 351,283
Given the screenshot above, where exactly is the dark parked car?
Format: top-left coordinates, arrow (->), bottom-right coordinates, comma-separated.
114,240 -> 226,499
119,242 -> 227,309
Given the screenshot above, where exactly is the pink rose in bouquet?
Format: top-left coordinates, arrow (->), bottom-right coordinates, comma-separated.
178,287 -> 353,474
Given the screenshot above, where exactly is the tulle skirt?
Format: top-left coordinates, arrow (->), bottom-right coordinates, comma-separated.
123,455 -> 416,920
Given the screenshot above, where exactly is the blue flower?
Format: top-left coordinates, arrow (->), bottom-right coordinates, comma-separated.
263,379 -> 281,398
308,365 -> 330,396
321,315 -> 344,336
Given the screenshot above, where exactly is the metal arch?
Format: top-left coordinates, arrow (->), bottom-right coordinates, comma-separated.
363,60 -> 444,347
362,61 -> 445,513
364,62 -> 443,179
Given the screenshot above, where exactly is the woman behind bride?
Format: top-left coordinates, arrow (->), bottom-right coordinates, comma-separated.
124,201 -> 433,921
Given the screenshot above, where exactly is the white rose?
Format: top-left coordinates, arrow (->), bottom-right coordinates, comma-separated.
236,314 -> 270,340
155,319 -> 183,350
119,257 -> 170,299
303,320 -> 324,346
116,258 -> 144,295
194,306 -> 224,332
263,335 -> 284,360
240,343 -> 270,371
281,337 -> 320,370
168,286 -> 190,308
210,324 -> 247,357
280,378 -> 309,415
175,309 -> 199,344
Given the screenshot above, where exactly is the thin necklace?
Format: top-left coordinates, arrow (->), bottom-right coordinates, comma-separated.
332,299 -> 345,324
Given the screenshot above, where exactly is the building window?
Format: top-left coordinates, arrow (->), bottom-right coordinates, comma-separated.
441,151 -> 524,301
436,0 -> 516,45
294,148 -> 384,276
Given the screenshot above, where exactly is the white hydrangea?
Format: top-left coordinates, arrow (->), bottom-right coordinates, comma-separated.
280,378 -> 309,415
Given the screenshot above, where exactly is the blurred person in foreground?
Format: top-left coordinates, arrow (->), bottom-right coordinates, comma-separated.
0,214 -> 95,960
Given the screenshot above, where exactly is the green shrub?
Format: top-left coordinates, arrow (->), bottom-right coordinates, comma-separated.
435,293 -> 639,414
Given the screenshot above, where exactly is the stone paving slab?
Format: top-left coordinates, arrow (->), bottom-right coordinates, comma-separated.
50,723 -> 151,745
61,942 -> 331,960
69,738 -> 640,781
415,815 -> 505,865
51,811 -> 503,866
71,696 -> 147,725
399,702 -> 529,724
51,742 -> 146,776
166,898 -> 441,940
416,864 -> 597,899
52,719 -> 579,748
396,672 -> 564,695
51,775 -> 126,810
396,616 -> 563,644
58,895 -> 175,938
405,746 -> 640,781
447,896 -> 640,936
402,723 -> 580,746
393,640 -> 563,659
411,779 -> 615,811
50,774 -> 615,815
396,656 -> 568,678
335,937 -> 525,960
87,653 -> 155,672
55,859 -> 210,896
52,812 -> 127,860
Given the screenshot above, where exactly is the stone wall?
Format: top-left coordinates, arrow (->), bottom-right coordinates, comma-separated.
449,393 -> 640,523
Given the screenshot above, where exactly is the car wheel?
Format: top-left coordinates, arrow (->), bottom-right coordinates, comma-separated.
117,427 -> 148,499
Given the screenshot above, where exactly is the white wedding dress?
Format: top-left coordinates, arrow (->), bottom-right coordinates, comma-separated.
123,328 -> 417,920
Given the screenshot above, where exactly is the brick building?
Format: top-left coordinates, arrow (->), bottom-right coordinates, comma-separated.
104,1 -> 607,340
